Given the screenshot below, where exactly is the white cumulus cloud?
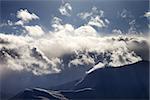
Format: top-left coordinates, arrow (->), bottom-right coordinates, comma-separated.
15,20 -> 24,26
0,34 -> 60,75
15,9 -> 39,25
59,3 -> 72,16
17,9 -> 39,22
24,25 -> 45,38
51,17 -> 64,31
144,11 -> 150,18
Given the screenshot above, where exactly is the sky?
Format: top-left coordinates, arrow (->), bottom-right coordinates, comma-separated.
0,0 -> 149,35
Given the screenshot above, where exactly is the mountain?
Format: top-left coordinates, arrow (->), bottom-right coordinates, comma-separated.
72,60 -> 149,99
10,60 -> 149,100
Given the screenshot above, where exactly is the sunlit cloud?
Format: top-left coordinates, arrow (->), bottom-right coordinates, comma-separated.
15,20 -> 24,26
144,11 -> 150,18
15,9 -> 39,25
24,25 -> 45,38
59,2 -> 72,16
77,6 -> 109,28
17,9 -> 39,22
112,29 -> 122,34
77,6 -> 104,20
88,16 -> 108,28
77,12 -> 92,20
51,17 -> 64,31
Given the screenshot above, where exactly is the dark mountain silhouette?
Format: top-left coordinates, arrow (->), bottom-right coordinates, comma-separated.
10,60 -> 149,100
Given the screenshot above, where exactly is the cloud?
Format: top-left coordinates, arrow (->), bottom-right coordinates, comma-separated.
119,9 -> 139,34
77,12 -> 92,20
0,20 -> 14,27
104,19 -> 110,24
112,29 -> 122,34
88,16 -> 107,28
120,9 -> 134,22
15,9 -> 39,26
120,9 -> 128,18
59,3 -> 72,16
13,9 -> 45,38
24,25 -> 45,38
51,17 -> 62,25
15,20 -> 24,26
0,27 -> 148,76
144,11 -> 150,18
0,9 -> 40,33
128,26 -> 137,34
74,25 -> 97,37
77,7 -> 109,28
126,37 -> 149,60
51,17 -> 64,31
69,53 -> 95,67
17,9 -> 39,22
128,19 -> 137,34
0,23 -> 8,27
0,34 -> 60,75
77,6 -> 104,20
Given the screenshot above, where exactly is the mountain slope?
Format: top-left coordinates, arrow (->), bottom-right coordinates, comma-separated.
10,60 -> 149,99
72,60 -> 149,98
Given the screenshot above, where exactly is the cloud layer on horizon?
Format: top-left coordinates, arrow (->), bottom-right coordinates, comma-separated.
0,25 -> 149,75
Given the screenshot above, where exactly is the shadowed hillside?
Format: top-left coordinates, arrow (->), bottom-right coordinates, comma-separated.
10,60 -> 149,100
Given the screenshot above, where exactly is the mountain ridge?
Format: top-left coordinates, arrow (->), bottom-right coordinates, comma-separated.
10,60 -> 149,100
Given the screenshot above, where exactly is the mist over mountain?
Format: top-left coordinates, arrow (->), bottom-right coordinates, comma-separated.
0,31 -> 149,75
